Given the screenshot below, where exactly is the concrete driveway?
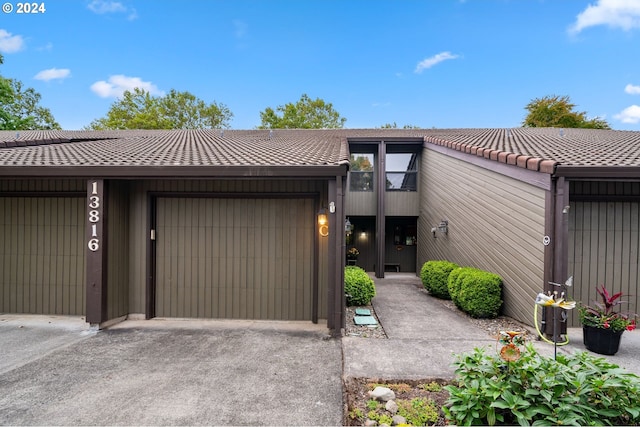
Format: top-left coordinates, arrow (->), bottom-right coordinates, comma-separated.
0,317 -> 343,426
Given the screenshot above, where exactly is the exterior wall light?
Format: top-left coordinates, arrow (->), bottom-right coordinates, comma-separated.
345,217 -> 353,233
318,209 -> 329,237
438,220 -> 449,235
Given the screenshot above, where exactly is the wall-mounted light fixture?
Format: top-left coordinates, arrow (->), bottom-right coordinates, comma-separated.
318,208 -> 329,237
345,217 -> 353,234
438,220 -> 449,235
359,228 -> 368,240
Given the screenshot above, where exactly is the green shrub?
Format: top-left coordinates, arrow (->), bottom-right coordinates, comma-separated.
447,267 -> 502,318
457,270 -> 502,318
447,266 -> 474,308
344,266 -> 376,306
420,260 -> 459,299
444,345 -> 640,426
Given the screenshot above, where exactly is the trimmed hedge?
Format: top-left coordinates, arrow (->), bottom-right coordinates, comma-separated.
344,266 -> 376,306
448,267 -> 503,318
420,260 -> 459,299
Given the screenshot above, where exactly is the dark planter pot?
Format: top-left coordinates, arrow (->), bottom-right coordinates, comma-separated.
583,325 -> 624,355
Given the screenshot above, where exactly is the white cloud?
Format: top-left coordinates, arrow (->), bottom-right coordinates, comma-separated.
34,68 -> 71,81
414,51 -> 460,73
569,0 -> 640,34
614,104 -> 640,123
625,83 -> 640,95
233,20 -> 248,38
87,0 -> 137,20
90,75 -> 164,98
0,29 -> 25,53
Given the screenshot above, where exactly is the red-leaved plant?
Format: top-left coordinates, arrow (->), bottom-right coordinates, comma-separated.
579,285 -> 637,333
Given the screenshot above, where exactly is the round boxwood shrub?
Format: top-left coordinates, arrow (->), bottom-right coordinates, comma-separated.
420,260 -> 459,299
344,266 -> 376,306
457,270 -> 503,318
448,266 -> 474,308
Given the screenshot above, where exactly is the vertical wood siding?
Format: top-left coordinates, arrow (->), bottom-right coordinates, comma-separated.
107,181 -> 130,319
0,196 -> 85,314
127,180 -> 328,319
569,200 -> 640,326
155,197 -> 314,320
418,150 -> 547,326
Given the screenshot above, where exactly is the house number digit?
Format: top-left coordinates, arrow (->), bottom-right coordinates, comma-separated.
88,181 -> 101,252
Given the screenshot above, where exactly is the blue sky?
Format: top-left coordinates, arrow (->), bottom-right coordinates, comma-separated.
1,0 -> 640,130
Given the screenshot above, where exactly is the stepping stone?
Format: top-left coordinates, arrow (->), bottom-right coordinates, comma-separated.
355,308 -> 371,316
354,315 -> 378,325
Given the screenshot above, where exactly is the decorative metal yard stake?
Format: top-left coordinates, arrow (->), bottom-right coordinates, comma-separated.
535,277 -> 576,360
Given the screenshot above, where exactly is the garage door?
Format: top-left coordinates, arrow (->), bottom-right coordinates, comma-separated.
155,197 -> 315,320
0,197 -> 86,315
569,201 -> 640,326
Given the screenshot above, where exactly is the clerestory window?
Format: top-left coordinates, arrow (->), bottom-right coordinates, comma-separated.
386,153 -> 418,191
349,153 -> 375,191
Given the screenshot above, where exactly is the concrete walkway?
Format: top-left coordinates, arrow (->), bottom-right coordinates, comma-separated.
342,273 -> 640,380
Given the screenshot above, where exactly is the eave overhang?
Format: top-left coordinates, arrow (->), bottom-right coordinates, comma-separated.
0,164 -> 349,179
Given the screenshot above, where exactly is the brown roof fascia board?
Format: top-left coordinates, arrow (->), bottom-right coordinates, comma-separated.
554,165 -> 640,180
0,164 -> 348,178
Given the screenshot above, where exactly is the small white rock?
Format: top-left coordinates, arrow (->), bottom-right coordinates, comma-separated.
392,414 -> 406,426
364,419 -> 378,426
368,386 -> 396,402
385,399 -> 398,414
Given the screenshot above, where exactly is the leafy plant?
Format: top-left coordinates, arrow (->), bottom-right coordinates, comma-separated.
344,266 -> 376,306
366,399 -> 380,410
397,397 -> 439,426
444,344 -> 640,426
579,284 -> 637,333
348,407 -> 363,420
420,260 -> 459,299
419,381 -> 442,392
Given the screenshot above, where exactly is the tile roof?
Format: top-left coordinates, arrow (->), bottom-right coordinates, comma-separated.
1,128 -> 639,177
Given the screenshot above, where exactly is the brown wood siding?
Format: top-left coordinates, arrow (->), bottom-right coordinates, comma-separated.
107,181 -> 130,319
127,180 -> 328,319
568,200 -> 640,326
418,150 -> 546,326
385,192 -> 419,216
155,197 -> 314,320
0,196 -> 85,314
345,186 -> 376,216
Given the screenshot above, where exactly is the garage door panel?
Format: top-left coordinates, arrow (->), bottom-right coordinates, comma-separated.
156,197 -> 314,320
0,197 -> 85,315
569,201 -> 640,326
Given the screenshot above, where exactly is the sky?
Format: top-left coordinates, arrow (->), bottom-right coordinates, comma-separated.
1,0 -> 640,130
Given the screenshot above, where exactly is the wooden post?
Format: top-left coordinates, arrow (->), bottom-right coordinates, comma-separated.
85,179 -> 108,325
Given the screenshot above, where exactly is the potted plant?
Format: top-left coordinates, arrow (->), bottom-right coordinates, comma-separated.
578,284 -> 637,355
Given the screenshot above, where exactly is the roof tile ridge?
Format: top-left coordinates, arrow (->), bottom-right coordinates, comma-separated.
425,134 -> 558,173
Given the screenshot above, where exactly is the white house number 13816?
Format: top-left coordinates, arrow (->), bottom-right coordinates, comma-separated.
88,181 -> 100,252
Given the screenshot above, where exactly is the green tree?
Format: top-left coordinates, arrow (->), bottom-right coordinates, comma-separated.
379,122 -> 421,129
87,88 -> 233,130
522,95 -> 610,129
258,94 -> 346,129
0,54 -> 61,130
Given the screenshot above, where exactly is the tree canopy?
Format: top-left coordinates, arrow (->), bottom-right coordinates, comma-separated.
0,54 -> 61,130
258,94 -> 346,129
522,95 -> 610,129
379,122 -> 421,129
87,88 -> 233,130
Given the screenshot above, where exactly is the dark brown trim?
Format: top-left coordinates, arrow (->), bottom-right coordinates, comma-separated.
375,142 -> 386,278
312,195 -> 319,324
327,179 -> 337,331
336,175 -> 346,333
426,143 -> 552,191
146,193 -> 156,319
0,191 -> 85,197
0,165 -> 349,178
85,179 -> 108,325
147,191 -> 320,199
554,165 -> 640,180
